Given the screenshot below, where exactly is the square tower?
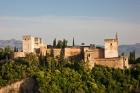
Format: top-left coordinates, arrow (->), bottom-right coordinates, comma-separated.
22,35 -> 35,53
104,34 -> 119,58
22,35 -> 46,53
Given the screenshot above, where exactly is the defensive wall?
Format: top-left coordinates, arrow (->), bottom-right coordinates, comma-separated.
94,56 -> 129,69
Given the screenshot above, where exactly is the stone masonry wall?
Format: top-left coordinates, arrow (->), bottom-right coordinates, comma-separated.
92,48 -> 104,58
64,48 -> 81,58
47,48 -> 81,58
47,48 -> 61,58
14,52 -> 25,59
95,57 -> 128,69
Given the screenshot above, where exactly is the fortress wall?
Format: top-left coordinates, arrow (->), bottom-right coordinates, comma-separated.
84,48 -> 104,62
47,48 -> 61,57
47,49 -> 51,54
83,47 -> 90,52
95,57 -> 128,69
64,48 -> 81,58
14,52 -> 25,58
39,47 -> 47,56
47,48 -> 81,58
92,48 -> 104,58
84,50 -> 94,62
53,48 -> 61,57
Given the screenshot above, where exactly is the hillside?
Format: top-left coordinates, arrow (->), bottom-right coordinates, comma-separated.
0,39 -> 22,50
119,43 -> 140,58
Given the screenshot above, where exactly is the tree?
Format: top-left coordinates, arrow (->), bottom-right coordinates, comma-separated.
129,50 -> 136,64
62,39 -> 68,48
14,47 -> 18,52
121,52 -> 125,56
56,39 -> 68,48
50,47 -> 54,57
53,38 -> 57,48
73,37 -> 75,47
25,53 -> 39,66
59,48 -> 65,72
0,46 -> 12,60
136,57 -> 140,64
56,40 -> 63,48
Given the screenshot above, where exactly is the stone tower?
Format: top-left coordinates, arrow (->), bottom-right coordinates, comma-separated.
22,35 -> 35,53
104,33 -> 119,58
22,35 -> 46,53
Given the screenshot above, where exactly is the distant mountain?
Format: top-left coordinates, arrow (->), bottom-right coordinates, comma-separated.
119,43 -> 140,58
0,39 -> 22,50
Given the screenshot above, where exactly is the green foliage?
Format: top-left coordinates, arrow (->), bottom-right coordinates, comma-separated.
35,61 -> 140,93
0,46 -> 13,60
25,53 -> 39,66
56,39 -> 68,48
53,38 -> 57,48
0,59 -> 38,87
73,37 -> 75,47
135,57 -> 140,64
0,48 -> 140,93
129,50 -> 136,64
56,40 -> 63,48
62,39 -> 68,48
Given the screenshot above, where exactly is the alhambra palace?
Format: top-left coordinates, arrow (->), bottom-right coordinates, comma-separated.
14,34 -> 129,69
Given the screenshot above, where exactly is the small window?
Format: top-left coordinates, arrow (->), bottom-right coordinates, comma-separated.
88,54 -> 90,57
124,58 -> 126,61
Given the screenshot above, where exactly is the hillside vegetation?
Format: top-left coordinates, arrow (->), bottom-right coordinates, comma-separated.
0,47 -> 140,93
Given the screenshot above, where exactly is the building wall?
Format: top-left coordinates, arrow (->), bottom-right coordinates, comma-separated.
23,35 -> 34,53
47,48 -> 61,58
92,48 -> 104,58
34,37 -> 44,49
14,52 -> 25,58
84,50 -> 94,63
84,50 -> 95,69
53,48 -> 61,58
64,48 -> 81,58
95,56 -> 129,69
84,48 -> 104,61
39,47 -> 47,56
47,47 -> 81,58
83,47 -> 90,52
84,48 -> 104,69
105,39 -> 118,58
47,48 -> 51,55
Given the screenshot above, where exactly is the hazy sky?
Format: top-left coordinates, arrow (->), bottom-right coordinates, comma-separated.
0,0 -> 140,45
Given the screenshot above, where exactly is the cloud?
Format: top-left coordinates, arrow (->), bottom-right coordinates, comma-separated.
0,16 -> 139,45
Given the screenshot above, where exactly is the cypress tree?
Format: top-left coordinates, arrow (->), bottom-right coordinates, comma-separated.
53,38 -> 57,48
73,37 -> 75,47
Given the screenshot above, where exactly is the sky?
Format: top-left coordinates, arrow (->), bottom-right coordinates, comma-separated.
0,0 -> 140,45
